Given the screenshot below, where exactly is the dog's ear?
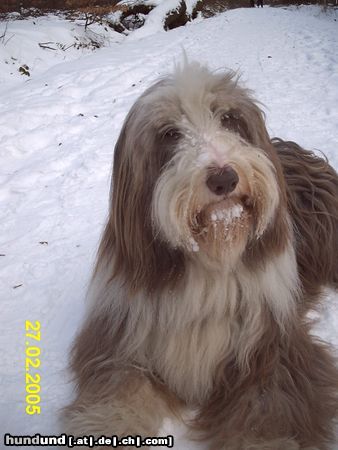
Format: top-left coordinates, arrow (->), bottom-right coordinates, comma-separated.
229,90 -> 292,267
95,112 -> 185,296
236,94 -> 271,148
274,139 -> 338,296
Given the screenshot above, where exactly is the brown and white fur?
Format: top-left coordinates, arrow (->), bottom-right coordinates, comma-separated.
62,62 -> 338,450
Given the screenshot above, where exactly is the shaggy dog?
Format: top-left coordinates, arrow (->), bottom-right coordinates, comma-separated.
63,62 -> 338,450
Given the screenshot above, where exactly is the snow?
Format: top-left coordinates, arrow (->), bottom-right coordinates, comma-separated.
210,203 -> 244,223
125,0 -> 188,40
188,236 -> 200,252
1,5 -> 337,449
110,0 -> 200,40
0,14 -> 123,86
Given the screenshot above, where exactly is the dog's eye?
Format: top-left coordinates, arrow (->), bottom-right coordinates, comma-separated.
163,128 -> 181,141
220,111 -> 240,129
220,111 -> 250,141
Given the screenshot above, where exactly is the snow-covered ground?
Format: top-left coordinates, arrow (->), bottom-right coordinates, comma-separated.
1,5 -> 338,449
0,13 -> 124,86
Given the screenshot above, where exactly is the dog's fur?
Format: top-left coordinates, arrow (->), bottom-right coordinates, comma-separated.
62,62 -> 338,450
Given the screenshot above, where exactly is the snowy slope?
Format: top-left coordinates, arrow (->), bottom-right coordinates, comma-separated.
1,5 -> 338,449
0,14 -> 124,86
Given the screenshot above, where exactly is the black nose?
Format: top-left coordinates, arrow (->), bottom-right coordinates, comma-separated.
206,166 -> 239,196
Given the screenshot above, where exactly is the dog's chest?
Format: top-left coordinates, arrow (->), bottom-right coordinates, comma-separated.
147,271 -> 240,404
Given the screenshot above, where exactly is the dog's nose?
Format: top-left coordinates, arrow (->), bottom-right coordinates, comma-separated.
206,166 -> 239,196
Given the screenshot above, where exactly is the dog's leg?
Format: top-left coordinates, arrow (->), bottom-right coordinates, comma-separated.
62,368 -> 178,449
194,324 -> 338,450
61,303 -> 183,449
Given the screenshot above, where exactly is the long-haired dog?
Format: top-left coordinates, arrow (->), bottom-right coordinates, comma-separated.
63,62 -> 338,450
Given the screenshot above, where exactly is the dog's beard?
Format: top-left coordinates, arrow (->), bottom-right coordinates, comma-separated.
152,140 -> 280,263
190,196 -> 251,258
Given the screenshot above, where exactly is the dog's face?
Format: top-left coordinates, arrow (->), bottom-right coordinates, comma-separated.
109,63 -> 288,290
150,67 -> 282,261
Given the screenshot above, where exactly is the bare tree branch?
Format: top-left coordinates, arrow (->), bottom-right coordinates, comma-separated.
0,22 -> 8,43
38,42 -> 57,50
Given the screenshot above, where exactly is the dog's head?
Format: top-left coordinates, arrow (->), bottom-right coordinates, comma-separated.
103,62 -> 289,292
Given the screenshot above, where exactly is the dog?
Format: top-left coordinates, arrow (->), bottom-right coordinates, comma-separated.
62,62 -> 338,450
